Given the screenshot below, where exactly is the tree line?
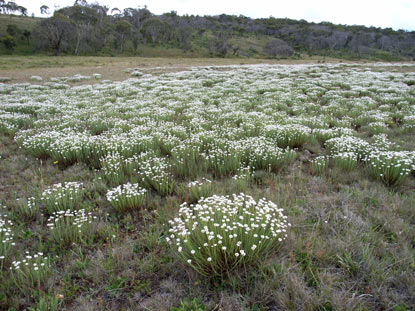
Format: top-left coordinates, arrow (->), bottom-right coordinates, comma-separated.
1,0 -> 415,59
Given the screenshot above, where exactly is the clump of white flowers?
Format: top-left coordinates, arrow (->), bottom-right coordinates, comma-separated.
14,197 -> 38,222
10,251 -> 50,295
131,70 -> 143,77
0,215 -> 14,264
364,150 -> 414,186
167,193 -> 290,277
47,209 -> 97,247
106,182 -> 147,212
264,124 -> 311,148
232,166 -> 253,191
325,136 -> 371,160
311,156 -> 329,175
30,76 -> 43,82
92,73 -> 102,80
182,177 -> 212,203
100,152 -> 125,186
138,156 -> 176,196
41,182 -> 85,214
332,152 -> 359,171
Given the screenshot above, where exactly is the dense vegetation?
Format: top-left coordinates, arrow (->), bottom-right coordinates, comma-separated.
1,62 -> 415,310
0,0 -> 415,59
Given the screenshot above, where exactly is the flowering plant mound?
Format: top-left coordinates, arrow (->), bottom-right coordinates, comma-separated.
106,182 -> 147,211
0,215 -> 14,264
182,178 -> 212,203
167,193 -> 290,277
10,251 -> 50,295
41,182 -> 84,214
332,152 -> 359,171
364,151 -> 414,186
311,156 -> 329,175
47,209 -> 96,247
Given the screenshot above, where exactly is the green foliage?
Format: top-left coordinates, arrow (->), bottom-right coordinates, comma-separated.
2,35 -> 16,52
171,298 -> 206,311
6,24 -> 20,36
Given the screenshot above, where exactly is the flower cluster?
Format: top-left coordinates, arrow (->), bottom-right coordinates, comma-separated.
10,251 -> 50,295
47,209 -> 96,246
138,157 -> 175,195
364,150 -> 415,186
167,193 -> 290,276
106,182 -> 147,211
41,182 -> 84,213
332,152 -> 359,171
14,197 -> 38,221
0,215 -> 14,262
311,156 -> 329,175
182,178 -> 212,203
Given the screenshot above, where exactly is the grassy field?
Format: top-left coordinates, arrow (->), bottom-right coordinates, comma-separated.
1,60 -> 415,311
0,55 -> 350,83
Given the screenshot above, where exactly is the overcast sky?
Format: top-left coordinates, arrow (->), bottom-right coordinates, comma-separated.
18,0 -> 415,31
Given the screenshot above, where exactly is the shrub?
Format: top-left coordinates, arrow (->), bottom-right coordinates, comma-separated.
167,193 -> 290,277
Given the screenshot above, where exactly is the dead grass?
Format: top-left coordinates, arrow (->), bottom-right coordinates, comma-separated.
0,55 -> 380,84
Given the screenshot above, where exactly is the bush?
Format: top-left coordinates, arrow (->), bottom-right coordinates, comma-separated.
2,35 -> 16,53
167,193 -> 290,277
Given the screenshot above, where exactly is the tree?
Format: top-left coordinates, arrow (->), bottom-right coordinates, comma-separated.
23,29 -> 31,45
208,32 -> 232,57
114,20 -> 131,53
4,1 -> 18,14
6,24 -> 20,36
141,17 -> 166,44
58,4 -> 101,55
33,12 -> 76,55
17,5 -> 26,16
2,35 -> 16,53
264,38 -> 294,58
40,5 -> 49,15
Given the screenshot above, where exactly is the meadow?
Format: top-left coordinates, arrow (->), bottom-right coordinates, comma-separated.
0,61 -> 415,310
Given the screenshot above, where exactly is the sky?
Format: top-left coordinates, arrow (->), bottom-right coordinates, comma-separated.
17,0 -> 415,31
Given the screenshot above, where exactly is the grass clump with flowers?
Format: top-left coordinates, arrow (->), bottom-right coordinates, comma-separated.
10,251 -> 50,297
106,182 -> 148,212
0,215 -> 14,267
40,182 -> 85,214
167,193 -> 290,277
364,151 -> 414,186
46,209 -> 97,247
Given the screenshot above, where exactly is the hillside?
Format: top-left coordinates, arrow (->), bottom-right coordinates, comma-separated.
0,14 -> 39,35
0,6 -> 414,60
